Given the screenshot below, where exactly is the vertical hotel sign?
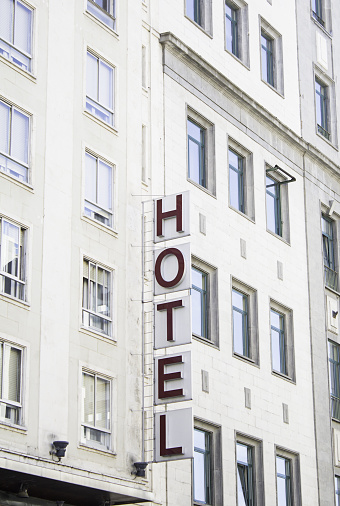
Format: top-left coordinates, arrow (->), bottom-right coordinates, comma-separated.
153,191 -> 193,462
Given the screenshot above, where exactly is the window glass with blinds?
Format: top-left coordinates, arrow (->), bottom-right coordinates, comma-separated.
0,99 -> 30,183
84,152 -> 113,228
81,370 -> 111,450
0,0 -> 33,72
0,341 -> 22,425
82,258 -> 112,336
0,217 -> 26,301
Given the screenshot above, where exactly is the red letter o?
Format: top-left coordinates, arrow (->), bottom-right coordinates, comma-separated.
155,248 -> 185,288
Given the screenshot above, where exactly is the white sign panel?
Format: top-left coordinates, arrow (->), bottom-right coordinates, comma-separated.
154,243 -> 191,295
154,408 -> 193,462
154,351 -> 192,405
154,191 -> 190,243
154,295 -> 192,349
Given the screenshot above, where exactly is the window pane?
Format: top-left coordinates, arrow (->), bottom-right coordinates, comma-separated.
7,346 -> 21,402
1,220 -> 19,277
271,310 -> 281,329
0,0 -> 13,42
14,1 -> 32,54
0,100 -> 10,155
192,268 -> 203,289
233,310 -> 244,355
266,192 -> 276,233
271,328 -> 281,372
11,109 -> 29,164
277,476 -> 287,506
83,373 -> 95,424
87,53 -> 98,100
85,153 -> 97,203
98,160 -> 112,210
232,289 -> 244,310
193,450 -> 206,502
192,288 -> 203,335
188,119 -> 201,142
99,61 -> 113,110
96,377 -> 110,429
194,428 -> 206,450
188,137 -> 200,183
229,167 -> 240,210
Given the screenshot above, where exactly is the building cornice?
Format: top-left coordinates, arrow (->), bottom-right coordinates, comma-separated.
159,32 -> 340,179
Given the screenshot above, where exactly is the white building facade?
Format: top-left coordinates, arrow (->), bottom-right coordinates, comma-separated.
0,0 -> 339,505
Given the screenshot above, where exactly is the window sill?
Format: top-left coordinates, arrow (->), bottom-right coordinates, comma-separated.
0,54 -> 36,82
325,285 -> 340,297
84,11 -> 119,39
271,370 -> 295,384
311,13 -> 331,37
188,178 -> 216,199
184,15 -> 213,38
0,421 -> 27,433
0,170 -> 34,192
0,292 -> 30,310
142,87 -> 149,97
81,215 -> 118,238
229,205 -> 255,224
233,352 -> 259,368
79,326 -> 116,344
261,78 -> 284,98
224,49 -> 250,70
193,334 -> 219,350
78,442 -> 116,457
316,129 -> 338,150
83,110 -> 118,135
266,228 -> 290,246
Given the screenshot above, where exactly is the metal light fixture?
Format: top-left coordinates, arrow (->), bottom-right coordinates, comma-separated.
52,440 -> 69,460
133,461 -> 148,477
17,483 -> 29,498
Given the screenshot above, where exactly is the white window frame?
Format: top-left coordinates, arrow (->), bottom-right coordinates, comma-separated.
270,299 -> 295,382
82,257 -> 113,337
85,49 -> 115,127
81,368 -> 112,451
83,150 -> 114,229
86,0 -> 116,31
0,0 -> 33,73
228,138 -> 254,220
0,216 -> 26,302
187,106 -> 216,196
0,98 -> 30,184
192,256 -> 219,347
232,278 -> 258,364
260,18 -> 284,96
0,340 -> 23,427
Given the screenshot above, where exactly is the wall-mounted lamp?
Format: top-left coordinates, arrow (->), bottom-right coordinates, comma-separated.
17,483 -> 29,498
51,440 -> 69,460
133,462 -> 148,477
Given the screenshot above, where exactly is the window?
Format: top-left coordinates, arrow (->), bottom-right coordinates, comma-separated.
188,118 -> 206,188
193,420 -> 222,505
82,258 -> 112,336
0,217 -> 26,301
276,456 -> 292,506
194,427 -> 212,504
192,257 -> 218,346
187,109 -> 215,194
270,301 -> 295,380
87,0 -> 116,30
271,309 -> 286,375
84,152 -> 113,228
232,280 -> 258,363
261,32 -> 274,87
225,1 -> 238,57
0,0 -> 33,72
192,266 -> 208,339
266,175 -> 281,236
0,99 -> 30,183
315,78 -> 330,140
86,51 -> 114,126
229,149 -> 244,213
81,370 -> 111,450
260,21 -> 284,94
232,289 -> 248,357
236,442 -> 254,505
312,0 -> 324,25
322,214 -> 337,290
335,476 -> 340,506
328,341 -> 340,420
186,0 -> 212,34
0,341 -> 22,425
